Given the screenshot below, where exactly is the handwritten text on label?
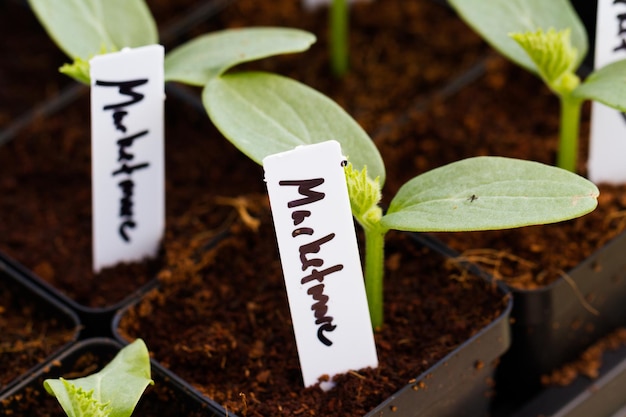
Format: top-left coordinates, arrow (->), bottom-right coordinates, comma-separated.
95,79 -> 151,242
264,140 -> 378,390
281,178 -> 342,346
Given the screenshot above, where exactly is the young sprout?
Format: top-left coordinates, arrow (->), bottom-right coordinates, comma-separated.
202,71 -> 599,329
448,0 -> 626,172
509,28 -> 581,170
44,339 -> 153,417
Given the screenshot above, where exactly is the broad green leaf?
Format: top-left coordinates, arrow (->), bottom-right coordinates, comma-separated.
44,339 -> 153,417
165,27 -> 316,85
448,0 -> 587,74
381,157 -> 598,232
572,59 -> 626,112
28,0 -> 157,61
204,71 -> 386,184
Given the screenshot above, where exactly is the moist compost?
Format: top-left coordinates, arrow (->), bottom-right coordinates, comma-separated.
0,275 -> 76,392
117,195 -> 508,416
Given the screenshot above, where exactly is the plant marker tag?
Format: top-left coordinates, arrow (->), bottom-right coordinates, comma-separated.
90,45 -> 165,272
588,0 -> 626,184
263,140 -> 378,390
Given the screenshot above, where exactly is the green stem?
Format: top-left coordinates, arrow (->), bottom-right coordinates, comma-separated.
329,0 -> 348,77
557,95 -> 583,172
363,226 -> 386,330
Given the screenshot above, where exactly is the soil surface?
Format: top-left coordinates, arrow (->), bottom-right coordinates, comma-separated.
0,1 -> 69,129
117,195 -> 508,416
0,273 -> 77,392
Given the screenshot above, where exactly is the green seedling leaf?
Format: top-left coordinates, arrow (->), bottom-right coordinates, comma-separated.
204,71 -> 386,183
165,27 -> 316,85
572,59 -> 626,112
448,0 -> 586,74
28,0 -> 157,83
381,156 -> 598,232
44,339 -> 153,417
510,28 -> 580,94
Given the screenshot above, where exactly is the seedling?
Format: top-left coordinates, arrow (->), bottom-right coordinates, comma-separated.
44,339 -> 153,417
448,0 -> 626,172
202,71 -> 599,329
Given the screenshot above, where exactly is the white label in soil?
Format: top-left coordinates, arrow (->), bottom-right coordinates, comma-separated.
264,140 -> 378,390
90,45 -> 165,272
588,0 -> 626,184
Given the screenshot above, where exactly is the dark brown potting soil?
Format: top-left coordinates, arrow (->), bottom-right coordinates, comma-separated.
0,1 -> 69,129
0,88 -> 265,307
117,195 -> 508,416
0,274 -> 76,391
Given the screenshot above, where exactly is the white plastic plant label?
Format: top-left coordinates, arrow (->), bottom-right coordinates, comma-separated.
588,0 -> 626,184
90,44 -> 165,272
263,140 -> 378,390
